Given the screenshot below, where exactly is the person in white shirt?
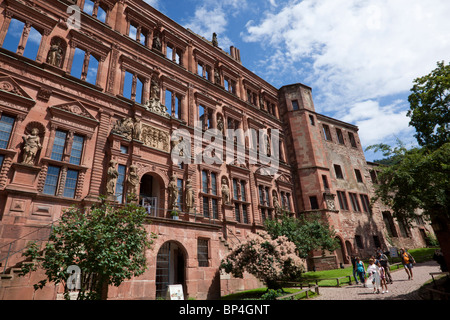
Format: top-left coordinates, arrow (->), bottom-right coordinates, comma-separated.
366,258 -> 381,294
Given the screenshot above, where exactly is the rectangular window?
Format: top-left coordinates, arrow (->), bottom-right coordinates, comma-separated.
120,145 -> 128,154
43,165 -> 61,195
233,179 -> 238,200
309,196 -> 319,210
0,114 -> 15,149
212,198 -> 218,219
286,193 -> 292,211
2,18 -> 24,53
202,170 -> 208,193
242,205 -> 248,224
234,203 -> 241,222
115,164 -> 126,203
336,128 -> 345,145
211,172 -> 217,196
177,179 -> 183,211
360,194 -> 371,213
309,115 -> 315,126
259,185 -> 264,204
69,134 -> 84,165
63,169 -> 78,198
334,164 -> 344,179
323,124 -> 332,141
202,196 -> 209,217
292,100 -> 299,111
355,169 -> 363,183
337,191 -> 349,210
261,208 -> 267,222
240,181 -> 246,201
51,130 -> 67,161
322,175 -> 329,190
198,239 -> 209,267
0,155 -> 4,168
349,193 -> 361,212
348,132 -> 357,148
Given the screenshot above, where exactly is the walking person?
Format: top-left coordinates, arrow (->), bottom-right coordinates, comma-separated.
351,255 -> 360,284
400,248 -> 416,280
377,261 -> 389,294
355,257 -> 366,287
376,250 -> 393,284
367,258 -> 381,294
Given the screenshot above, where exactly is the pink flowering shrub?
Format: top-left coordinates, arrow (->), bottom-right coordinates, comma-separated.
220,231 -> 305,288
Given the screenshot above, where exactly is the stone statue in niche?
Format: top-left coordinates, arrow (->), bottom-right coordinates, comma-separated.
217,115 -> 224,135
133,117 -> 142,141
106,160 -> 118,198
47,39 -> 64,68
127,164 -> 139,199
152,31 -> 162,51
168,174 -> 178,210
221,177 -> 230,205
143,78 -> 169,116
185,178 -> 195,213
272,191 -> 282,216
214,68 -> 221,85
21,128 -> 42,165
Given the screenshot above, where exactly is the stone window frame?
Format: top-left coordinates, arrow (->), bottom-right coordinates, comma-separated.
198,165 -> 221,220
161,75 -> 188,122
39,102 -> 98,199
65,29 -> 110,87
163,30 -> 188,67
220,64 -> 239,95
77,0 -> 114,25
336,128 -> 345,145
197,238 -> 210,267
229,172 -> 250,224
194,92 -> 218,131
193,48 -> 216,82
124,5 -> 156,49
119,55 -> 156,104
0,3 -> 57,63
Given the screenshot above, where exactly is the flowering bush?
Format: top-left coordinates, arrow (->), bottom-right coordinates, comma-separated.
220,231 -> 304,288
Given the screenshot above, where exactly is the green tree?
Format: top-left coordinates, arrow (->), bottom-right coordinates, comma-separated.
407,61 -> 450,150
21,197 -> 156,300
264,213 -> 340,259
367,60 -> 450,271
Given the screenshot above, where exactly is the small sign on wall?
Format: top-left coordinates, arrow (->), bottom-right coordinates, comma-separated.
166,284 -> 184,300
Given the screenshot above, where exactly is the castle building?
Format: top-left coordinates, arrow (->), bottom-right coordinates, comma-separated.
0,0 -> 434,300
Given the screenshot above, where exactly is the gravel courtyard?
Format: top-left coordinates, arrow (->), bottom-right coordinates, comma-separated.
312,261 -> 441,300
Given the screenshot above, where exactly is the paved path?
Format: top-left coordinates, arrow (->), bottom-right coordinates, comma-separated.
312,260 -> 440,300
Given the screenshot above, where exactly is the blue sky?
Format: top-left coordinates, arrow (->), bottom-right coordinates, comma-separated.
145,0 -> 450,161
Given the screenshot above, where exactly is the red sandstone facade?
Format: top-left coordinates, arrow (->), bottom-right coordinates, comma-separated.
0,0 -> 434,300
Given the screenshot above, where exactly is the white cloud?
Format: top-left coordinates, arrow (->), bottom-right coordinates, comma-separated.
242,0 -> 450,157
184,5 -> 235,49
143,0 -> 159,9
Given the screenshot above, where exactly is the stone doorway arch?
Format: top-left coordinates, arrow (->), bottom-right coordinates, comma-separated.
155,241 -> 187,299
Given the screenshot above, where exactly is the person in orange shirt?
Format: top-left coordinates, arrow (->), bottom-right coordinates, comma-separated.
400,248 -> 416,280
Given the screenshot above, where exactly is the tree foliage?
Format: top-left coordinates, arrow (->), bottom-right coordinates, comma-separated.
220,231 -> 304,289
407,60 -> 450,150
367,142 -> 450,222
21,197 -> 156,300
264,213 -> 340,259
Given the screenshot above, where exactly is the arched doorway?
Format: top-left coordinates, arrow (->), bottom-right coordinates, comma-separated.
155,241 -> 187,299
140,173 -> 164,217
334,236 -> 348,266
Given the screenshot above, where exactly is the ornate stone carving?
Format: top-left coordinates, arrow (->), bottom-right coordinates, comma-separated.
143,78 -> 169,117
127,164 -> 139,199
152,31 -> 162,51
168,174 -> 178,210
106,160 -> 118,198
141,124 -> 170,152
272,191 -> 282,216
111,117 -> 135,140
21,128 -> 42,165
46,38 -> 64,68
185,178 -> 195,213
212,33 -> 218,47
221,177 -> 230,205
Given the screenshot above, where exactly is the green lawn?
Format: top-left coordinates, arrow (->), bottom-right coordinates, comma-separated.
221,287 -> 318,300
